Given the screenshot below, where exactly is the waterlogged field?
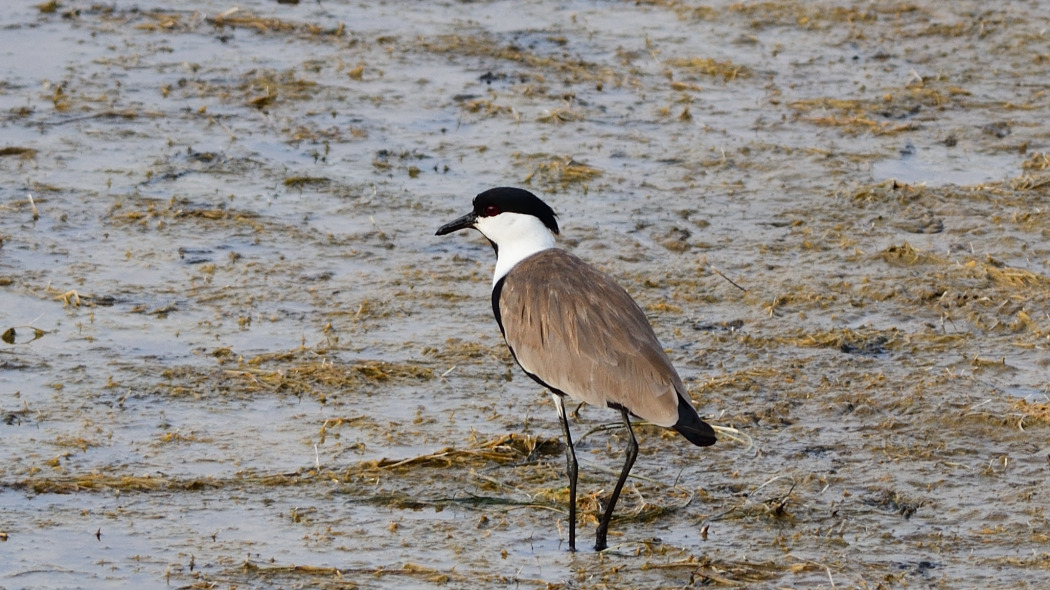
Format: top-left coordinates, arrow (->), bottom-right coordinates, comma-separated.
1,1 -> 1049,588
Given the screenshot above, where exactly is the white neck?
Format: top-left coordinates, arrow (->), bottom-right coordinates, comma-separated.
475,212 -> 557,287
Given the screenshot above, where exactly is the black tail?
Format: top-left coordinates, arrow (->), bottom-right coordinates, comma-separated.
673,393 -> 716,447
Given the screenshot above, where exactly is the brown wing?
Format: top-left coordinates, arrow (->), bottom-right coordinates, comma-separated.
497,249 -> 683,427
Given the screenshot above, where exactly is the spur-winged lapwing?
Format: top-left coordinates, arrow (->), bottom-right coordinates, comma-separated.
436,187 -> 716,552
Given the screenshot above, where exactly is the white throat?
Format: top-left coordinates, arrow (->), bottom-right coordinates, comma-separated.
475,212 -> 557,286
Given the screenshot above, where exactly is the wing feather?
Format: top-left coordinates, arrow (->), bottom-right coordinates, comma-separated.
498,249 -> 684,427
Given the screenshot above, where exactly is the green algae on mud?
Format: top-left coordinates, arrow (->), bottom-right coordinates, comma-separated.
2,0 -> 1050,588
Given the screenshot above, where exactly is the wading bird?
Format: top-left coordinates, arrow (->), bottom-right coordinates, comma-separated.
436,187 -> 716,551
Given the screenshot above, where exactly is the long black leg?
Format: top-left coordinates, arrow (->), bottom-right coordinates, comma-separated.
552,393 -> 578,552
594,407 -> 638,551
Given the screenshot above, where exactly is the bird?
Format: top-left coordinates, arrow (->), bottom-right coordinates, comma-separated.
436,187 -> 716,552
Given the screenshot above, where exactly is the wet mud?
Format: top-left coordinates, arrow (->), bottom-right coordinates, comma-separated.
1,1 -> 1049,588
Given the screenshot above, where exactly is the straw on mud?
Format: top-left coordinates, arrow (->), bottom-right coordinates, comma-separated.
233,561 -> 470,585
709,265 -> 747,293
519,155 -> 602,189
578,420 -> 751,452
705,474 -> 797,524
27,193 -> 39,220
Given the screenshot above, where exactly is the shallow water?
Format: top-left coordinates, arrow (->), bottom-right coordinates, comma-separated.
2,1 -> 1049,588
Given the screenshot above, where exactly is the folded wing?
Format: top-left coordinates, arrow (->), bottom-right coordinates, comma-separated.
497,249 -> 685,428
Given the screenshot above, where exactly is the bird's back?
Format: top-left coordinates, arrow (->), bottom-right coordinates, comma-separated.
494,249 -> 684,428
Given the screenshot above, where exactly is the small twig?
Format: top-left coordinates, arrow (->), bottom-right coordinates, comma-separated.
965,399 -> 993,413
369,215 -> 386,237
40,110 -> 143,127
709,265 -> 746,293
208,116 -> 237,141
585,461 -> 664,486
576,420 -> 624,443
28,193 -> 39,220
711,424 -> 753,451
751,474 -> 796,499
706,473 -> 796,523
578,421 -> 752,453
764,295 -> 780,317
54,289 -> 81,307
469,471 -> 536,503
629,484 -> 648,517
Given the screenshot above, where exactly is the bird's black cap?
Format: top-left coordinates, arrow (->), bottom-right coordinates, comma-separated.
436,187 -> 560,236
473,187 -> 559,235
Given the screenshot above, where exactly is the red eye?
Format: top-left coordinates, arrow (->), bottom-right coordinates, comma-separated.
482,205 -> 500,217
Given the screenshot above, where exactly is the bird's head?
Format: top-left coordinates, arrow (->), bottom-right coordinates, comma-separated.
436,187 -> 559,254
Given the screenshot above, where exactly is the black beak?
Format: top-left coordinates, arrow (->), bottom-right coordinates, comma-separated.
436,211 -> 477,236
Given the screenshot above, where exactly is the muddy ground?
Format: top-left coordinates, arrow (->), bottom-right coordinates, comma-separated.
1,0 -> 1049,588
